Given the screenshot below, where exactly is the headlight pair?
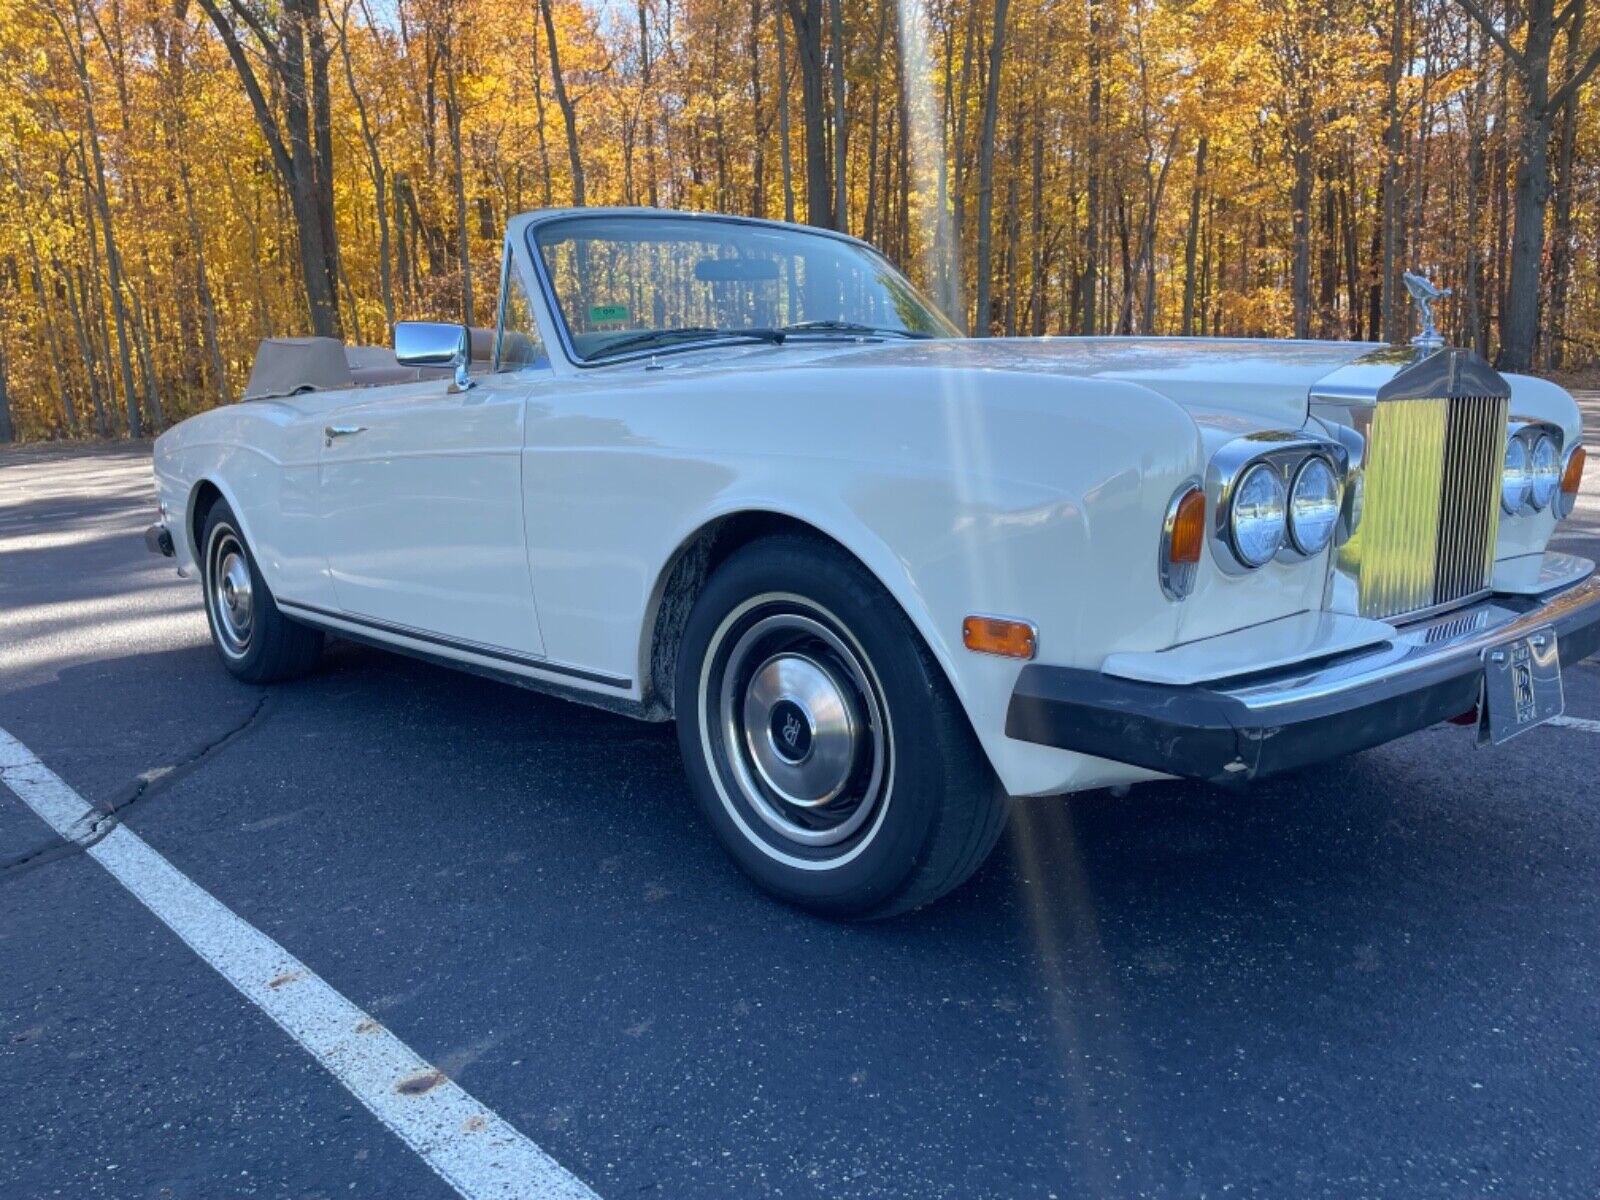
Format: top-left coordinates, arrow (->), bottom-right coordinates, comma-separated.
1502,427 -> 1562,514
1231,456 -> 1340,566
1188,433 -> 1348,588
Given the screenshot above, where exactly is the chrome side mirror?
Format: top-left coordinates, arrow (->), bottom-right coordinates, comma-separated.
394,321 -> 473,392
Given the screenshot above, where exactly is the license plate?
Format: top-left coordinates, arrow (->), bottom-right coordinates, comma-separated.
1479,626 -> 1563,745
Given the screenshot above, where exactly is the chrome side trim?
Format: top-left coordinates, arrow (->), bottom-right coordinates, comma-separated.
276,599 -> 632,689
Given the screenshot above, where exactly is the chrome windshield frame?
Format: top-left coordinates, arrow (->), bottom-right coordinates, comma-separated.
521,210 -> 959,370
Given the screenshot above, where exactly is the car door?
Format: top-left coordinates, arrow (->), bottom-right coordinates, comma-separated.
317,369 -> 546,657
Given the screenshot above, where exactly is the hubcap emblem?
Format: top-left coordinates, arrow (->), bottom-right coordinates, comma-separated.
769,700 -> 813,762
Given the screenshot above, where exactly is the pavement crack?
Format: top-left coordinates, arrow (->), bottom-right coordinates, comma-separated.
1,690 -> 271,878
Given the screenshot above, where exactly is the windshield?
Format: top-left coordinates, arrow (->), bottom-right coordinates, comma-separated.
530,214 -> 960,363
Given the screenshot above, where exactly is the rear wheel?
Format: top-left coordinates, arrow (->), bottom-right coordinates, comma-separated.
201,499 -> 323,683
674,535 -> 1010,918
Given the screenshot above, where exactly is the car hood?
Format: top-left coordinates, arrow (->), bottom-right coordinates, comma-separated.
796,336 -> 1386,433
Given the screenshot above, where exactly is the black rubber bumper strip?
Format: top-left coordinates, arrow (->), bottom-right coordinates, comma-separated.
144,523 -> 174,557
1006,595 -> 1600,785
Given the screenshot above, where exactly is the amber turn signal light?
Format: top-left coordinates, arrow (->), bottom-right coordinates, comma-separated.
1160,484 -> 1207,600
963,616 -> 1037,660
1558,445 -> 1586,519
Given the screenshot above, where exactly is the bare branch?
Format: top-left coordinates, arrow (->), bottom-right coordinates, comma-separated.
1548,41 -> 1600,111
1455,0 -> 1529,74
221,0 -> 289,80
194,0 -> 296,186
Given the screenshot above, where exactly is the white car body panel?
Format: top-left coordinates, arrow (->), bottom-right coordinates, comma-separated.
319,374 -> 546,657
150,209 -> 1587,800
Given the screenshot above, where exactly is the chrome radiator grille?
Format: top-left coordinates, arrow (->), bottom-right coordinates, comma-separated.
1349,393 -> 1507,620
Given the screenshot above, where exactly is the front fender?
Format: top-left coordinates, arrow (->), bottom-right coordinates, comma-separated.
525,365 -> 1227,796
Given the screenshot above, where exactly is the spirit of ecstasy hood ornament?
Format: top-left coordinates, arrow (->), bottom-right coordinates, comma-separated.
1403,271 -> 1450,350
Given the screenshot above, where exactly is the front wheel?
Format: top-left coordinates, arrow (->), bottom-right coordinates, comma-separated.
674,535 -> 1010,919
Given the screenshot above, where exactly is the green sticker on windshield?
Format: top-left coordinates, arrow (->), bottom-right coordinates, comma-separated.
590,303 -> 629,324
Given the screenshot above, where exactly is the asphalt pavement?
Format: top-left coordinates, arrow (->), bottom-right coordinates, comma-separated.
3,401 -> 1600,1199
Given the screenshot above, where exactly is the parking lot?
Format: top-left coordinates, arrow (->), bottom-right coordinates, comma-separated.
3,401 -> 1599,1198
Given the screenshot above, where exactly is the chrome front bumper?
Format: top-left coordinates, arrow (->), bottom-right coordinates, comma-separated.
1006,570 -> 1600,783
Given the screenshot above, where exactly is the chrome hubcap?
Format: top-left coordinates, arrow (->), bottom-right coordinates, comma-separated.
715,607 -> 888,848
208,530 -> 254,657
742,652 -> 861,807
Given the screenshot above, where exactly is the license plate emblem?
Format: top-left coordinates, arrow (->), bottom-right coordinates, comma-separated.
1479,626 -> 1563,745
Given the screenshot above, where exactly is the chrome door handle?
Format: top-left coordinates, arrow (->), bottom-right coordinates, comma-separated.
324,424 -> 367,444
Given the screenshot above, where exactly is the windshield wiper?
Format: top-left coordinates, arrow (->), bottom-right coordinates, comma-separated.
586,326 -> 786,361
780,320 -> 933,339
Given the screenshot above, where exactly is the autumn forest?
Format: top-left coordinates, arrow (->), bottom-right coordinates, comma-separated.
0,0 -> 1597,442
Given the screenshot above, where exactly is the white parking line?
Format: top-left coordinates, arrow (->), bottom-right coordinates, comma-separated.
0,727 -> 598,1200
1550,715 -> 1600,734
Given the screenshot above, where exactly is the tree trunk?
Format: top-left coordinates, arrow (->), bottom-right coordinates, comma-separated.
829,0 -> 848,231
1378,0 -> 1405,341
443,29 -> 474,325
776,2 -> 797,223
1544,1 -> 1585,368
61,264 -> 108,437
1501,108 -> 1551,371
307,0 -> 342,317
1338,168 -> 1361,340
1181,136 -> 1207,336
946,0 -> 978,327
749,0 -> 767,217
1029,93 -> 1047,336
1492,70 -> 1511,351
1081,0 -> 1102,334
197,0 -> 341,338
1457,0 -> 1600,369
529,15 -> 556,206
1003,113 -> 1022,336
862,0 -> 890,243
1139,129 -> 1178,334
1290,126 -> 1313,339
1499,2 -> 1555,372
539,0 -> 586,207
179,161 -> 230,405
785,0 -> 833,228
337,4 -> 395,332
638,1 -> 660,208
52,1 -> 142,436
21,227 -> 78,433
0,341 -> 13,444
972,0 -> 1010,337
1463,30 -> 1488,354
124,282 -> 165,433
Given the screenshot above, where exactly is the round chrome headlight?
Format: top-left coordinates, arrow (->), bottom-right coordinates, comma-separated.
1529,434 -> 1559,511
1230,463 -> 1287,567
1288,457 -> 1340,554
1502,436 -> 1532,514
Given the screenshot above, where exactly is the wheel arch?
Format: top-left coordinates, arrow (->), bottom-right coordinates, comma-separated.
639,508 -> 965,731
187,479 -> 225,563
185,475 -> 262,570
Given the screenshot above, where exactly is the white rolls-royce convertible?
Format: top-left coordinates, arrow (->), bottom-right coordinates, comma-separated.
147,208 -> 1597,917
